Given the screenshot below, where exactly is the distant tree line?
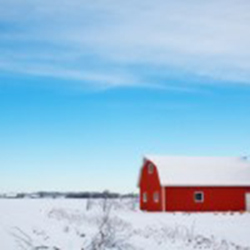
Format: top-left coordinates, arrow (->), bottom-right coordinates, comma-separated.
0,191 -> 138,199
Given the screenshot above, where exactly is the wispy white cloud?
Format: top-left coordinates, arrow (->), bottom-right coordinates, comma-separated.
1,0 -> 250,89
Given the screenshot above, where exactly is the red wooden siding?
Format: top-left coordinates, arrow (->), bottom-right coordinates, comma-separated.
139,161 -> 162,211
165,186 -> 250,212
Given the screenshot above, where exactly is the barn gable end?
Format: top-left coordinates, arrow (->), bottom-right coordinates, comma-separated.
139,159 -> 163,211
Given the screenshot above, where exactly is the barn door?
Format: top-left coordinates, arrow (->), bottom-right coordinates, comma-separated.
246,193 -> 250,211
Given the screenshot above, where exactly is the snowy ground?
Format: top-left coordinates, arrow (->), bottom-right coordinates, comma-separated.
0,199 -> 250,250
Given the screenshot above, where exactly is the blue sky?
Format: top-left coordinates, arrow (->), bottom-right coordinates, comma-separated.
0,0 -> 250,193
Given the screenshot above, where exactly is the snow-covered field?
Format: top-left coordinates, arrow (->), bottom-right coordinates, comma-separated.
0,199 -> 250,250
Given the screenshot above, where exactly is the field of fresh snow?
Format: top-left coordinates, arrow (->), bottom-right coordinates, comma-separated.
0,198 -> 250,250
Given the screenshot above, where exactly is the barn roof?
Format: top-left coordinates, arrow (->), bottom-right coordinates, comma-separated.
144,155 -> 250,186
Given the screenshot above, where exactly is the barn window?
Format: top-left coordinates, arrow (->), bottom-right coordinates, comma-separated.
148,163 -> 154,174
153,192 -> 159,203
194,192 -> 204,203
143,192 -> 148,203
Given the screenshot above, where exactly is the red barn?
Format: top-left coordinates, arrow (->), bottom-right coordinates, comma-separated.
138,155 -> 250,212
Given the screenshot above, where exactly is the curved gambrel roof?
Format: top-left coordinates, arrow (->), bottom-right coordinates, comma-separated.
142,155 -> 250,187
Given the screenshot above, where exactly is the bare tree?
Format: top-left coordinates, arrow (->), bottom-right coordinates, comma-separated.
86,209 -> 133,250
86,193 -> 93,211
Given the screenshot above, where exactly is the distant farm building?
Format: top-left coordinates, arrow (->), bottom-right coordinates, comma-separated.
138,156 -> 250,212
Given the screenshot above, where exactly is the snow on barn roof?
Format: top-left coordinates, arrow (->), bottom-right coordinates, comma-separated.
144,155 -> 250,186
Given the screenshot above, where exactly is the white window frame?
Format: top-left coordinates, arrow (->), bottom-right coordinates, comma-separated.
143,192 -> 147,203
148,163 -> 154,174
153,192 -> 159,203
194,191 -> 204,203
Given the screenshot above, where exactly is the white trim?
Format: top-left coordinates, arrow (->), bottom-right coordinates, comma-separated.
161,187 -> 166,211
143,192 -> 147,203
153,192 -> 159,203
246,193 -> 250,211
162,184 -> 250,187
148,163 -> 154,174
194,191 -> 204,203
